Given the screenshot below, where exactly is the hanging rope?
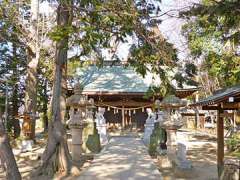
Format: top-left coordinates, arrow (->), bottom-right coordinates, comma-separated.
95,102 -> 153,111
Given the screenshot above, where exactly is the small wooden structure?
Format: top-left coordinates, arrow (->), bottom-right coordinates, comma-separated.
190,85 -> 240,177
180,109 -> 206,129
21,113 -> 32,139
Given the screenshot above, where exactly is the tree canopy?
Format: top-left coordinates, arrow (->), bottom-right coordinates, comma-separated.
181,0 -> 240,89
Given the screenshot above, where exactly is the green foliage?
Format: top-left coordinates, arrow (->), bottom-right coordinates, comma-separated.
145,83 -> 176,98
83,122 -> 101,153
86,133 -> 101,153
0,1 -> 28,136
49,25 -> 74,42
181,0 -> 240,87
226,133 -> 240,152
148,123 -> 166,156
149,134 -> 158,156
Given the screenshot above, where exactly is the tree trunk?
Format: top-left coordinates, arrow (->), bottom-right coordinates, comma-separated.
24,50 -> 39,140
23,0 -> 40,140
42,78 -> 48,133
0,111 -> 21,180
11,42 -> 21,138
12,84 -> 21,138
36,1 -> 74,176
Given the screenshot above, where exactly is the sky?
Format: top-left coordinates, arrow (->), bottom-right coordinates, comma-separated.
107,0 -> 198,62
159,0 -> 198,61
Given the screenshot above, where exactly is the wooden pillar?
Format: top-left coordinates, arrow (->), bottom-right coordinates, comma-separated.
122,106 -> 125,129
217,108 -> 224,177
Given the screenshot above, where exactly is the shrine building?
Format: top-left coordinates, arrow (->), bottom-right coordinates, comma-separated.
68,62 -> 198,131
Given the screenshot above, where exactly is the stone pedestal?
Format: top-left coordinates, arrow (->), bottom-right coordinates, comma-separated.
95,107 -> 108,145
166,129 -> 177,147
161,112 -> 184,168
70,124 -> 86,161
143,108 -> 156,145
165,129 -> 177,167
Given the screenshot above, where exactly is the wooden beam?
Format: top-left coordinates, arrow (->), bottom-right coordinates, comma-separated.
219,112 -> 234,118
202,103 -> 240,110
217,108 -> 224,177
202,105 -> 219,110
222,102 -> 240,109
181,113 -> 205,116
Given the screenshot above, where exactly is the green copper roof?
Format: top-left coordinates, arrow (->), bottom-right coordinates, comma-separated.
75,65 -> 197,93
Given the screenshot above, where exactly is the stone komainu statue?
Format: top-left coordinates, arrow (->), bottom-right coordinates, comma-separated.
220,160 -> 240,180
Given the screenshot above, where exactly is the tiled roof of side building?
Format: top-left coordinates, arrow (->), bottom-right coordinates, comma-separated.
191,84 -> 240,106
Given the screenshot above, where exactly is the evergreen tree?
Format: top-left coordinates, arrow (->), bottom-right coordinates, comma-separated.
181,0 -> 240,89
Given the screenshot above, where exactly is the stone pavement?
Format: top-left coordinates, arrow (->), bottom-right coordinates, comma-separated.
78,136 -> 162,180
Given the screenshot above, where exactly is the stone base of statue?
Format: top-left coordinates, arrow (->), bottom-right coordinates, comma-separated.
174,159 -> 194,179
82,121 -> 101,153
96,124 -> 108,145
143,124 -> 154,145
175,142 -> 192,169
175,159 -> 192,169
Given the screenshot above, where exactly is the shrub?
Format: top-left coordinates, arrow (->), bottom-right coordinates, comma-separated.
226,133 -> 240,152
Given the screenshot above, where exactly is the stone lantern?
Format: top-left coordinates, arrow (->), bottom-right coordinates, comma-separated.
82,98 -> 101,154
66,83 -> 90,161
159,95 -> 186,168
